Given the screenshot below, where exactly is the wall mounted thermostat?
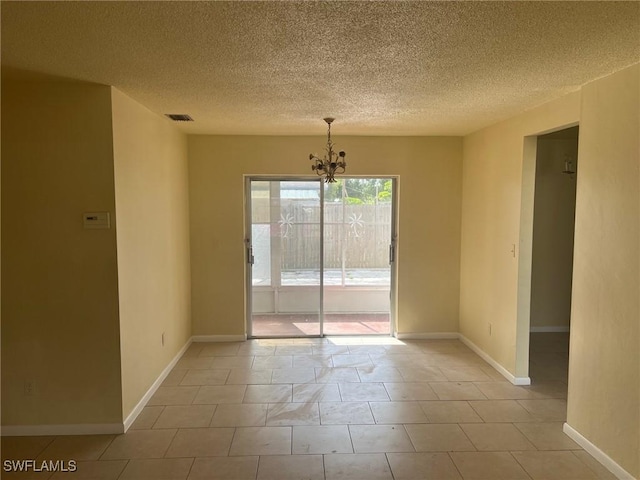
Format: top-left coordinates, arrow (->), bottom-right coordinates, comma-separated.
83,212 -> 110,229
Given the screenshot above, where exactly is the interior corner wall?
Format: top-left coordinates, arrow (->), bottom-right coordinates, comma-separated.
111,88 -> 191,419
460,91 -> 581,376
1,80 -> 123,426
187,136 -> 462,337
567,64 -> 639,478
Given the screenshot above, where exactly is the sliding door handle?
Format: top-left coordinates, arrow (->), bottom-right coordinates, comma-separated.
245,239 -> 255,265
389,235 -> 397,264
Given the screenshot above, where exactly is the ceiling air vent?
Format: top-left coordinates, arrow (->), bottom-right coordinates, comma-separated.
165,114 -> 194,122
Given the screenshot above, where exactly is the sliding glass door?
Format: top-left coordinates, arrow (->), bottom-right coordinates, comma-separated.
248,180 -> 322,336
322,179 -> 394,335
246,177 -> 395,338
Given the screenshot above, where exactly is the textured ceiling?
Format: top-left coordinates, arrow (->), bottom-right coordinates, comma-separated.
1,1 -> 639,135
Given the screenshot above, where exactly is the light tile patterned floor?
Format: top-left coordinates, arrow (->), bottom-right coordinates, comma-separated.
1,334 -> 617,479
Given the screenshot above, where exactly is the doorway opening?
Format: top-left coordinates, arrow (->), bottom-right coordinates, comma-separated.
528,126 -> 579,385
245,177 -> 397,338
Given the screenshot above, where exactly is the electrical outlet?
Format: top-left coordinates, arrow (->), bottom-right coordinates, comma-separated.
24,380 -> 35,396
162,332 -> 165,346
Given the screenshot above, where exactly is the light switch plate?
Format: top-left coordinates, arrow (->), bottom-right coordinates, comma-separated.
83,212 -> 110,229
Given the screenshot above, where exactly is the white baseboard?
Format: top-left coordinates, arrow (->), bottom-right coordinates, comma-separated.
192,334 -> 247,342
458,334 -> 531,385
530,326 -> 570,333
1,423 -> 124,437
563,423 -> 636,480
395,332 -> 531,386
395,332 -> 459,340
1,339 -> 194,437
122,337 -> 193,432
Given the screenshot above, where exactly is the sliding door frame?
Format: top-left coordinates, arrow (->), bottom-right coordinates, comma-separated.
244,175 -> 398,339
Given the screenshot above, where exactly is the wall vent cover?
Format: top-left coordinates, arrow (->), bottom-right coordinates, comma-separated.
165,114 -> 194,122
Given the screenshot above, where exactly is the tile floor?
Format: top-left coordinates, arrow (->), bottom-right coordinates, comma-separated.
1,334 -> 618,479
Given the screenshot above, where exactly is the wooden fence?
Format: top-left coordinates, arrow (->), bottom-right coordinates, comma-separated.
252,199 -> 392,269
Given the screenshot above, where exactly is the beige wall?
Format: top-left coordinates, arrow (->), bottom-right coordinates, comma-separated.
188,136 -> 462,336
460,91 -> 580,376
530,128 -> 579,329
111,89 -> 191,419
461,63 -> 639,477
567,65 -> 639,478
1,80 -> 123,425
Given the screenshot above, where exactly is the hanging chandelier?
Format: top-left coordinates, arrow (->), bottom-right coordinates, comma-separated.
309,117 -> 346,183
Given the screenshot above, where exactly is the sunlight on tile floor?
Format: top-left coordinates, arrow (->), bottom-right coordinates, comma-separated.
1,334 -> 617,479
